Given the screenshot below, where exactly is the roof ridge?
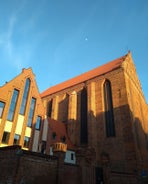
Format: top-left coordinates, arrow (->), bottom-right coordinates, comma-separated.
41,54 -> 127,97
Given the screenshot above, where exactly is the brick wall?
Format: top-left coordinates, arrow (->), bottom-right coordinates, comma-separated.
0,146 -> 82,184
0,146 -> 57,183
0,68 -> 44,151
41,54 -> 148,183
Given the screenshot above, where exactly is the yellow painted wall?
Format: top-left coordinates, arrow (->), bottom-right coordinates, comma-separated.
0,144 -> 8,147
15,114 -> 24,135
4,121 -> 12,132
25,127 -> 31,137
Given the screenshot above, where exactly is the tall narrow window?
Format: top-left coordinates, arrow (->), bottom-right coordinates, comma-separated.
103,80 -> 115,137
0,101 -> 5,118
35,116 -> 41,130
2,131 -> 10,144
47,99 -> 53,117
20,78 -> 30,115
24,136 -> 30,148
71,153 -> 74,160
41,141 -> 46,154
52,132 -> 56,140
27,98 -> 36,127
13,134 -> 20,145
80,87 -> 88,144
95,167 -> 104,184
7,89 -> 19,121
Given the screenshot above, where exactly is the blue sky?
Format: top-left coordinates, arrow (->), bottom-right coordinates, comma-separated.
0,0 -> 148,102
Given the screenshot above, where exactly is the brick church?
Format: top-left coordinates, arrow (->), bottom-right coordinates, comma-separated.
0,52 -> 148,183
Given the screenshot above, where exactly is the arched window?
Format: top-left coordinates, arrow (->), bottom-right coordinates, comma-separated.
80,87 -> 88,144
20,78 -> 30,115
103,80 -> 115,137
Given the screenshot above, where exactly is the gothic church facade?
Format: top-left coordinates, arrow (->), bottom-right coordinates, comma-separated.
0,52 -> 148,183
41,52 -> 148,183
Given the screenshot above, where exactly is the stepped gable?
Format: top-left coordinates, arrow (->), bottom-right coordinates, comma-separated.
41,54 -> 127,98
48,118 -> 75,150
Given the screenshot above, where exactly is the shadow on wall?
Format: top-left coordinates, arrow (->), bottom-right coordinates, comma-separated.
66,103 -> 148,184
0,104 -> 148,184
94,104 -> 148,184
58,94 -> 69,123
32,97 -> 148,184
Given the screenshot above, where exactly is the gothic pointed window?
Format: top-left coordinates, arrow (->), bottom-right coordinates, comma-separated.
103,80 -> 115,137
20,78 -> 30,115
80,87 -> 88,144
47,99 -> 53,117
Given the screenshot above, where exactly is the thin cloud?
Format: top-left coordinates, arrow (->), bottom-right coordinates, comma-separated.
0,14 -> 20,71
5,15 -> 16,57
0,1 -> 28,72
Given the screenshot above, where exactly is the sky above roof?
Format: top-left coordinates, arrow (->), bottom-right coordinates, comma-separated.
0,0 -> 148,102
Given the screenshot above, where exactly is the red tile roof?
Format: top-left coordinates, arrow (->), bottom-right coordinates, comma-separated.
48,118 -> 75,150
41,54 -> 127,98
